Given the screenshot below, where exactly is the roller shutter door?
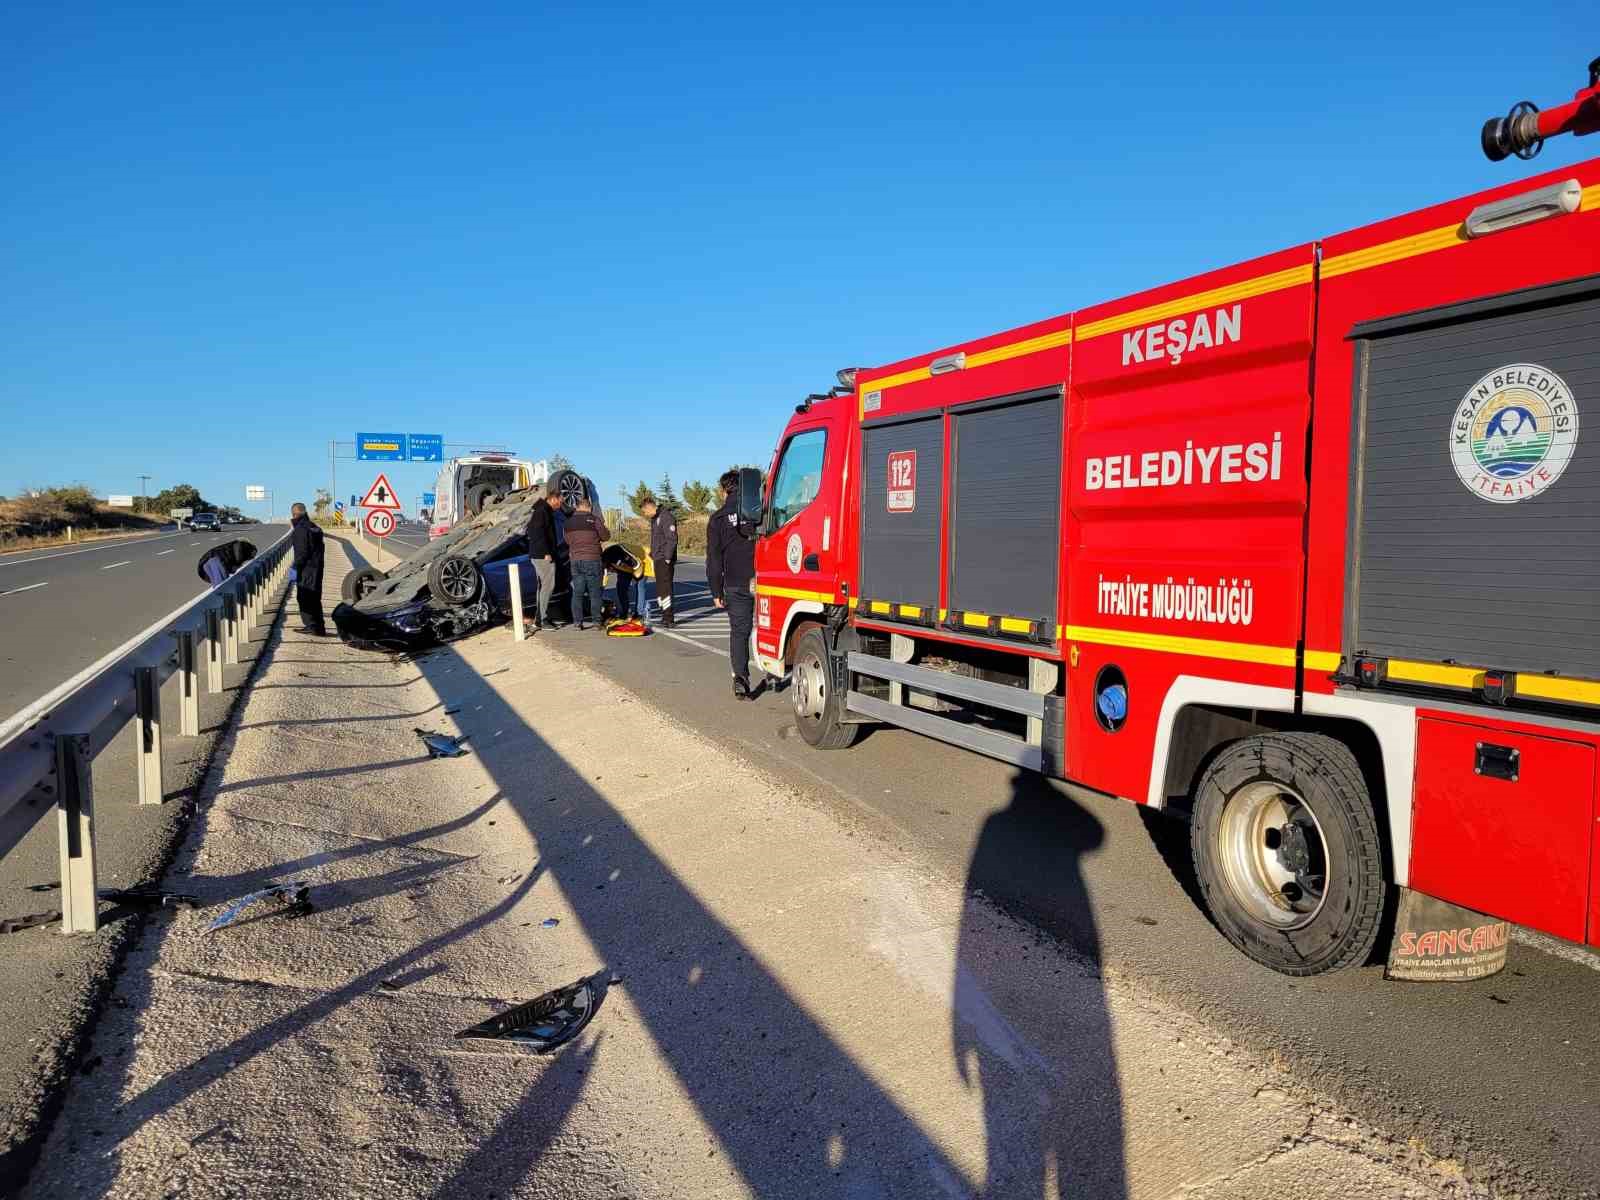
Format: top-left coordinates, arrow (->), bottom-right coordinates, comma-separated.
1349,278 -> 1600,677
859,416 -> 945,610
948,389 -> 1063,626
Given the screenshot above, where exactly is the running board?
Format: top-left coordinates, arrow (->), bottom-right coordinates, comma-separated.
845,692 -> 1043,770
846,653 -> 1045,718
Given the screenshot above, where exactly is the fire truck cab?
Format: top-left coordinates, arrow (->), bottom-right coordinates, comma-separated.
749,155 -> 1600,976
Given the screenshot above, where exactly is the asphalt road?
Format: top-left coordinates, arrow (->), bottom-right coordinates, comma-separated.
0,524 -> 286,718
532,558 -> 1600,1198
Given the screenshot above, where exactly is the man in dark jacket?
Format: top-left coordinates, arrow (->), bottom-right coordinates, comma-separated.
640,496 -> 678,627
562,498 -> 609,630
288,503 -> 328,635
525,487 -> 561,631
707,471 -> 757,699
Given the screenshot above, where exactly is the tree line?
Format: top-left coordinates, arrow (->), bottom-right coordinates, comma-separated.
623,471 -> 759,517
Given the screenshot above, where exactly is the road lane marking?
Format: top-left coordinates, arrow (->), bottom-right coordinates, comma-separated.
0,528 -> 184,568
655,628 -> 728,658
157,549 -> 176,556
102,560 -> 132,570
0,581 -> 48,596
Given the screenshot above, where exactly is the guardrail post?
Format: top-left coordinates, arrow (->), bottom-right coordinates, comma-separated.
55,734 -> 97,934
134,665 -> 163,805
510,563 -> 526,642
224,595 -> 240,666
206,608 -> 224,692
176,630 -> 200,736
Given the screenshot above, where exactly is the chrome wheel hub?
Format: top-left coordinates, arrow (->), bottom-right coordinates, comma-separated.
1216,781 -> 1328,930
793,650 -> 827,720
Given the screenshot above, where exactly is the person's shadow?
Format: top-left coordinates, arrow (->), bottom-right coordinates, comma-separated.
955,772 -> 1128,1198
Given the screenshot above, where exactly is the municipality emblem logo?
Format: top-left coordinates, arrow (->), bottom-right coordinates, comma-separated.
1450,363 -> 1579,503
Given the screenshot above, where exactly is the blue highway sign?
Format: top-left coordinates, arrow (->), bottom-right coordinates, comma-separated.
408,433 -> 444,462
422,491 -> 436,506
356,432 -> 408,461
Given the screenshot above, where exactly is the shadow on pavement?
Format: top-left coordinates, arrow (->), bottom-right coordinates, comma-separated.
958,774 -> 1126,1197
400,637 -> 1131,1198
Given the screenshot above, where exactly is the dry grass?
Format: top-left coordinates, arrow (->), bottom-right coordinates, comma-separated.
611,510 -> 710,560
0,488 -> 169,554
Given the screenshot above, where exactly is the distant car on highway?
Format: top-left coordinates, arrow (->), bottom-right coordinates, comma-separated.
189,513 -> 221,532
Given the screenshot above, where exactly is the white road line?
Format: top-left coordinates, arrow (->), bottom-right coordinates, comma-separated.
101,560 -> 132,570
655,628 -> 728,658
157,549 -> 176,556
190,541 -> 202,546
1,581 -> 48,597
0,528 -> 183,568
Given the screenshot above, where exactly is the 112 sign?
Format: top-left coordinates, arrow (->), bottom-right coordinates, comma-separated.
887,450 -> 917,513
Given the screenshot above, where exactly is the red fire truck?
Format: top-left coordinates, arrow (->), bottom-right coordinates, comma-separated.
743,69 -> 1600,975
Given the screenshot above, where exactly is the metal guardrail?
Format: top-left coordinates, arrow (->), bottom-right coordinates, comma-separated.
0,533 -> 294,934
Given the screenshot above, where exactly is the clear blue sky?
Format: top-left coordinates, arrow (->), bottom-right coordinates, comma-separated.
4,2 -> 1592,517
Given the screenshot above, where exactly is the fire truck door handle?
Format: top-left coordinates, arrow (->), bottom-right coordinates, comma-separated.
803,553 -> 819,571
1474,742 -> 1520,783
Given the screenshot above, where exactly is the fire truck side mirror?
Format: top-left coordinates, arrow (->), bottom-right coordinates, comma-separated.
735,468 -> 765,529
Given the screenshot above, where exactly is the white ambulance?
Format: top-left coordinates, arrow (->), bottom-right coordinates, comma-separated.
428,453 -> 543,540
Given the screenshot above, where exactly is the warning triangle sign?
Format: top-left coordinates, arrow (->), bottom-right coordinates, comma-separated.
359,472 -> 401,510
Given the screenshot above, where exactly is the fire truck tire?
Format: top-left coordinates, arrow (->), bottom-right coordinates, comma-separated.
1190,732 -> 1384,976
791,628 -> 858,750
341,566 -> 387,603
427,554 -> 483,608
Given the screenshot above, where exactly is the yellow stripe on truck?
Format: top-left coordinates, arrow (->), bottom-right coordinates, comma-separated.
1512,673 -> 1600,707
1385,659 -> 1483,690
1065,624 -> 1299,668
1073,262 -> 1314,343
754,584 -> 837,604
857,187 -> 1600,406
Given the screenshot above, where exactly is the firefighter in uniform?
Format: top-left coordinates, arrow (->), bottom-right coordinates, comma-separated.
288,502 -> 328,636
707,470 -> 757,700
641,496 -> 678,627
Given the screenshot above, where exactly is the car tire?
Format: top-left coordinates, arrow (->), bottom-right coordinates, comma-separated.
463,483 -> 498,517
790,627 -> 858,750
551,469 -> 587,514
341,566 -> 387,604
1190,732 -> 1384,976
427,554 -> 483,607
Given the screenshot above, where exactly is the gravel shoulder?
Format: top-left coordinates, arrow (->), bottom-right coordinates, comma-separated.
0,561 -> 290,1191
16,540 -> 1528,1198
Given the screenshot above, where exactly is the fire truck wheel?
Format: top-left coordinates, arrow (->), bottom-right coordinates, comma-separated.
341,566 -> 387,603
427,554 -> 483,608
1191,733 -> 1384,976
791,628 -> 858,750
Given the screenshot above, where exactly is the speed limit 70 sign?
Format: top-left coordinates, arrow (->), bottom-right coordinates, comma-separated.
364,509 -> 396,538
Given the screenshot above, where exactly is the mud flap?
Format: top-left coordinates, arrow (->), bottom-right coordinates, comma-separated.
1384,888 -> 1509,982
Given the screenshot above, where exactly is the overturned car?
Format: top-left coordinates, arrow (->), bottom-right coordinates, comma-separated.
332,469 -> 600,650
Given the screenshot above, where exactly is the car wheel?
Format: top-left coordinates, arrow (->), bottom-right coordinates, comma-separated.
791,627 -> 858,749
427,554 -> 483,607
463,484 -> 497,517
1191,733 -> 1385,976
551,469 -> 586,514
341,566 -> 388,604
